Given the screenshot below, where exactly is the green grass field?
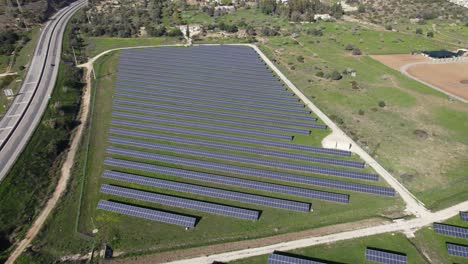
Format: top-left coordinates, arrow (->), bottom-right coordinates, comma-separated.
230,232 -> 429,264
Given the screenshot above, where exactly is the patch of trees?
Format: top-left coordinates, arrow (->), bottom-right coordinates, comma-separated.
0,31 -> 20,55
258,0 -> 343,22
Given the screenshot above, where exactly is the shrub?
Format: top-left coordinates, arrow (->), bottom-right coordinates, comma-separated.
385,25 -> 393,31
297,55 -> 304,63
358,4 -> 365,13
345,44 -> 354,50
331,70 -> 343,80
415,28 -> 423,34
352,48 -> 362,55
358,109 -> 365,115
316,71 -> 324,78
427,31 -> 434,38
378,101 -> 386,108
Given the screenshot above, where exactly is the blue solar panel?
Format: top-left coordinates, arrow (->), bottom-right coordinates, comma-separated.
103,168 -> 349,203
104,151 -> 393,196
461,211 -> 468,222
113,89 -> 311,115
365,248 -> 407,264
113,105 -> 316,134
109,128 -> 363,168
268,252 -> 327,264
112,112 -> 293,140
114,99 -> 312,127
113,97 -> 316,124
434,223 -> 468,239
97,200 -> 197,227
446,243 -> 468,258
110,119 -> 348,156
107,138 -> 376,181
115,83 -> 297,103
101,169 -> 311,212
100,184 -> 260,220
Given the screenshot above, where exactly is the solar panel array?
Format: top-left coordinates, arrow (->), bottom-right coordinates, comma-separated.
113,112 -> 293,140
365,248 -> 407,264
113,104 -> 317,133
97,200 -> 197,227
108,138 -> 374,180
268,252 -> 327,264
95,46 -> 396,227
461,211 -> 468,222
100,184 -> 260,220
434,223 -> 468,239
446,243 -> 468,258
103,166 -> 349,203
109,128 -> 364,168
110,119 -> 350,156
101,168 -> 311,212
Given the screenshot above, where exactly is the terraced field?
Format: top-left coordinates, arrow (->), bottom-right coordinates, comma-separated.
81,45 -> 405,254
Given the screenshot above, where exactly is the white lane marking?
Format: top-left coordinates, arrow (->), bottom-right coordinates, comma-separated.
6,114 -> 21,118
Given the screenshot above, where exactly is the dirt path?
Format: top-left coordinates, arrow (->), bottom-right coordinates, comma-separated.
5,65 -> 93,264
108,218 -> 385,264
0,72 -> 18,77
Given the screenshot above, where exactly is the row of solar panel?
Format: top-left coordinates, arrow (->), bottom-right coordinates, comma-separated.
434,223 -> 468,239
102,168 -> 312,211
112,105 -> 318,134
110,119 -> 350,157
97,200 -> 197,227
108,137 -> 375,181
117,69 -> 282,90
116,72 -> 286,93
114,90 -> 311,115
113,97 -> 316,127
103,161 -> 349,203
113,93 -> 310,121
118,60 -> 277,81
447,243 -> 468,258
100,184 -> 260,220
121,49 -> 267,68
116,78 -> 293,98
117,61 -> 279,82
267,247 -> 408,264
461,211 -> 468,222
105,149 -> 393,196
112,113 -> 293,141
109,128 -> 364,168
115,84 -> 301,106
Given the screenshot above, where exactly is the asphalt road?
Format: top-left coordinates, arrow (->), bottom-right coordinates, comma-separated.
0,0 -> 87,183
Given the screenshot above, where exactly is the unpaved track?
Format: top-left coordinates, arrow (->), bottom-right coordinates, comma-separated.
5,61 -> 93,264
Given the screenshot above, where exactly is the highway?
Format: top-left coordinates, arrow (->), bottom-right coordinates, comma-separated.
0,0 -> 87,183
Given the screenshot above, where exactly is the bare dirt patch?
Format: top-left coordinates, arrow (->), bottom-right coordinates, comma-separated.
407,63 -> 468,100
371,54 -> 430,70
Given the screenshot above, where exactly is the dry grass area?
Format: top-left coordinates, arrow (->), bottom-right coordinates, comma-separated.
407,62 -> 468,100
371,54 -> 430,69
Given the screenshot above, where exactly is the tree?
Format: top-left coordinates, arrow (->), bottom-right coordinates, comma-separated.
330,3 -> 344,19
358,4 -> 365,13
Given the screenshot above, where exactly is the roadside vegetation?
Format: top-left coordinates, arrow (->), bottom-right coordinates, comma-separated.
0,16 -> 84,263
